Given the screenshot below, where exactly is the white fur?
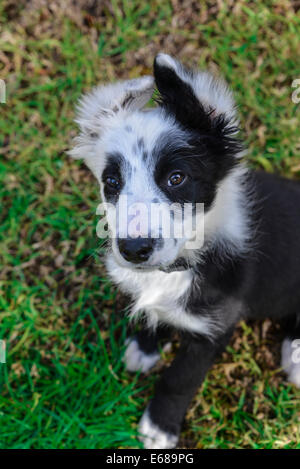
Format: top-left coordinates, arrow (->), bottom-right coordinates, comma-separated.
67,76 -> 155,178
106,255 -> 217,337
281,338 -> 300,388
180,163 -> 251,267
205,164 -> 251,252
73,75 -> 154,140
123,338 -> 160,373
138,409 -> 178,449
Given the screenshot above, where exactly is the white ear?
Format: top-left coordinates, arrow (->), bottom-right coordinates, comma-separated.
68,75 -> 154,160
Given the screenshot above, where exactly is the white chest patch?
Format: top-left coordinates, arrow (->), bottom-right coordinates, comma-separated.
106,255 -> 212,336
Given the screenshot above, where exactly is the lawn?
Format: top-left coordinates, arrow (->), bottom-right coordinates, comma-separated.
0,0 -> 300,449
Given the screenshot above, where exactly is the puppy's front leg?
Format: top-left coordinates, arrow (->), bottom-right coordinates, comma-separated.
124,327 -> 172,373
138,329 -> 234,449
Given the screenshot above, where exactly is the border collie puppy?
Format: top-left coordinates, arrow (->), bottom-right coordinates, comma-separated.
69,53 -> 300,449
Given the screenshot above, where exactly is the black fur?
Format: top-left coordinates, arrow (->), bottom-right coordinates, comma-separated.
102,152 -> 125,202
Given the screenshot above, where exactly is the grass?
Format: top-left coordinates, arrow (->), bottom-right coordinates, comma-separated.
0,0 -> 300,449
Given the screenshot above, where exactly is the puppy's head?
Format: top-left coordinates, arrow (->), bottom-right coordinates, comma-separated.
69,54 -> 244,271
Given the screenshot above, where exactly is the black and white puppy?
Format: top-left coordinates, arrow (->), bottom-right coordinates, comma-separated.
69,53 -> 300,449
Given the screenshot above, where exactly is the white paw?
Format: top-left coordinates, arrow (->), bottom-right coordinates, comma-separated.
281,338 -> 300,388
123,338 -> 160,373
138,409 -> 178,449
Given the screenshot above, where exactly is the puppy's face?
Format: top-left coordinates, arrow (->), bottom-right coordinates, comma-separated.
70,54 -> 243,271
100,110 -> 207,271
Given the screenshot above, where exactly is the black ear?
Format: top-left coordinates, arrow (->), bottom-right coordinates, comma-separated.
153,53 -> 239,138
153,54 -> 244,169
154,54 -> 213,133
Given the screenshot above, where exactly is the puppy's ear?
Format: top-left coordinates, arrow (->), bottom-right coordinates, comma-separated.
154,53 -> 238,136
68,76 -> 154,160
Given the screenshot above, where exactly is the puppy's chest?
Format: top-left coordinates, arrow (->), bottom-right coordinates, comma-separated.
106,258 -> 212,334
129,269 -> 193,322
113,265 -> 191,309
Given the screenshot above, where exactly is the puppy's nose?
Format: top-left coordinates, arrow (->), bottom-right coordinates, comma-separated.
118,238 -> 155,264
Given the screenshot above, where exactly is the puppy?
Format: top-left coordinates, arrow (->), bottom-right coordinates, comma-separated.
69,53 -> 300,449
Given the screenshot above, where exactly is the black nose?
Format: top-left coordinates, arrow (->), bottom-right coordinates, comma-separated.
118,237 -> 155,264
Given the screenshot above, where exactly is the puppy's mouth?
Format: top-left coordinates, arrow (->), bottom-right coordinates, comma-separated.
113,253 -> 190,273
159,257 -> 191,273
125,257 -> 191,273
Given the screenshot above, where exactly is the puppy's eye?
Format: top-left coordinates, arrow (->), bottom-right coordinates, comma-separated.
105,176 -> 120,190
168,172 -> 186,187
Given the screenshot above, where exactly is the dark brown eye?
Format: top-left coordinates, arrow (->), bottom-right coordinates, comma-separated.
168,172 -> 186,187
106,176 -> 120,190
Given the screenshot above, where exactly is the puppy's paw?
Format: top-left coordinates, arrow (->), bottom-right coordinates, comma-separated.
138,409 -> 178,449
281,338 -> 300,388
123,338 -> 160,373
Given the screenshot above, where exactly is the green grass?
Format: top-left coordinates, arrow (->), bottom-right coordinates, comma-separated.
0,0 -> 300,449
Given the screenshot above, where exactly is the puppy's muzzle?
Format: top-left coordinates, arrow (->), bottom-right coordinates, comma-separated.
118,237 -> 155,264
